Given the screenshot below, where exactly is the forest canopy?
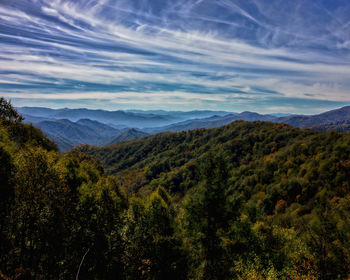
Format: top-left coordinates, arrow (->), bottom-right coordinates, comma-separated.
1,98 -> 350,279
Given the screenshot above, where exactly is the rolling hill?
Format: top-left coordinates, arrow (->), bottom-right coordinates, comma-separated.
34,118 -> 122,151
3,97 -> 350,279
145,112 -> 275,133
144,106 -> 350,133
276,105 -> 350,128
106,128 -> 149,145
20,106 -> 350,152
17,107 -> 233,128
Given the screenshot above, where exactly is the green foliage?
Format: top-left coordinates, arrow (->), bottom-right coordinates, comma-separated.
180,153 -> 234,279
79,120 -> 350,279
5,120 -> 58,151
1,98 -> 350,279
123,188 -> 187,280
0,131 -> 14,211
0,97 -> 23,122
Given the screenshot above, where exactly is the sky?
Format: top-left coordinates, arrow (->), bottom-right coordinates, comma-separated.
0,0 -> 350,113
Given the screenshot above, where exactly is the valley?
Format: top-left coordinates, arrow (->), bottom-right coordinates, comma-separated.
18,106 -> 350,152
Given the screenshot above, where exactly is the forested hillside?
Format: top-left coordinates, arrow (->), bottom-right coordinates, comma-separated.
105,128 -> 149,145
20,106 -> 350,151
79,118 -> 350,279
2,97 -> 350,279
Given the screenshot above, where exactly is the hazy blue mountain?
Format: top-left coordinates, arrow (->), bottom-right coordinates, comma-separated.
142,107 -> 350,134
144,112 -> 275,133
17,107 -> 57,117
269,113 -> 293,117
107,123 -> 129,130
52,109 -> 175,127
236,111 -> 275,122
44,132 -> 75,152
17,107 -> 233,128
105,128 -> 149,145
19,106 -> 350,152
126,109 -> 233,119
34,119 -> 121,152
75,119 -> 121,138
276,106 -> 350,128
312,120 -> 350,132
17,107 -> 174,128
22,114 -> 56,124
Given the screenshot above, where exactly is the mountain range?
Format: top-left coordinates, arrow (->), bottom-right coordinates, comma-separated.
17,108 -> 235,151
144,106 -> 350,133
18,106 -> 350,152
34,119 -> 122,150
17,107 -> 230,128
276,106 -> 350,128
144,112 -> 276,133
105,128 -> 149,145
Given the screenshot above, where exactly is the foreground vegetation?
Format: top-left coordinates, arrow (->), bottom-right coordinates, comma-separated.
1,97 -> 350,279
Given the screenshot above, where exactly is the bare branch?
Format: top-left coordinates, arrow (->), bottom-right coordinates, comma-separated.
76,248 -> 90,280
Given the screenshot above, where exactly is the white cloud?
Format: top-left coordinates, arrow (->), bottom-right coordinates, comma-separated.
0,0 -> 350,111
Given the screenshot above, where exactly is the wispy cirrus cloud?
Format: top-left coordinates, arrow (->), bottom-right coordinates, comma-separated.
0,0 -> 350,113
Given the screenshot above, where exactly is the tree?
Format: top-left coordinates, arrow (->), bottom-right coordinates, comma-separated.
0,133 -> 15,278
71,177 -> 126,280
181,152 -> 233,280
0,97 -> 23,122
123,187 -> 187,280
10,146 -> 63,277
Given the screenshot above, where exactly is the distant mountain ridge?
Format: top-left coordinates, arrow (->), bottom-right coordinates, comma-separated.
308,120 -> 350,133
145,106 -> 350,133
19,105 -> 350,152
18,107 -> 236,151
143,111 -> 291,133
106,128 -> 149,145
276,106 -> 350,128
17,107 -> 232,128
144,112 -> 274,133
33,118 -> 122,151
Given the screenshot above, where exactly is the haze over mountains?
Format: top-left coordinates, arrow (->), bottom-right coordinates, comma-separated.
34,119 -> 122,149
17,106 -> 350,152
18,107 -> 230,128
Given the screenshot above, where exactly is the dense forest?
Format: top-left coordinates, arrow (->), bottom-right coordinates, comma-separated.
1,97 -> 350,279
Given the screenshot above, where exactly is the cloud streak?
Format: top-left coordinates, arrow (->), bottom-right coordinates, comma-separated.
0,0 -> 350,113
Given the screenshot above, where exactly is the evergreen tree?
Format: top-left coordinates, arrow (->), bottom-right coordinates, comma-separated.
181,152 -> 233,280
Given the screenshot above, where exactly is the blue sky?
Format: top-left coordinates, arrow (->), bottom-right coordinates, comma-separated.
0,0 -> 350,113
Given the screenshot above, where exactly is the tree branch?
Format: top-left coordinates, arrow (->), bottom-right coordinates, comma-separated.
76,248 -> 90,280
